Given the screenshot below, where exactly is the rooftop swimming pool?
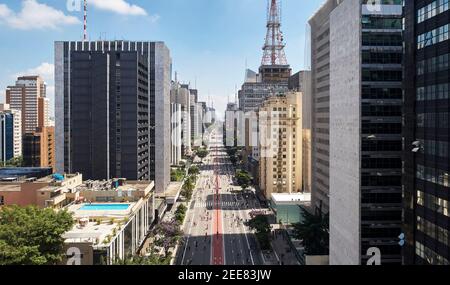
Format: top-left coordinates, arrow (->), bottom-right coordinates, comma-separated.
79,204 -> 131,211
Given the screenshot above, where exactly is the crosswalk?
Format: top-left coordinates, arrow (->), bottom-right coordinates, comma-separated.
193,200 -> 244,209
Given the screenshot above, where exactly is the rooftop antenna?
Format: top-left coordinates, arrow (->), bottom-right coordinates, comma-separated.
83,0 -> 88,41
261,0 -> 288,65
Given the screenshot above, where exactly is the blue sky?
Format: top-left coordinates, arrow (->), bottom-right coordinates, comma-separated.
0,0 -> 323,118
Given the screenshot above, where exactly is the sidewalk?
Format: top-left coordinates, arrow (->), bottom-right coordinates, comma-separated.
270,229 -> 300,265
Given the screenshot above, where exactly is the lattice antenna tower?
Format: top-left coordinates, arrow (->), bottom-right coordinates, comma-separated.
261,0 -> 288,66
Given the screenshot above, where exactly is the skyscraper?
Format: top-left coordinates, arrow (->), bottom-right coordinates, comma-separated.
55,41 -> 171,193
170,82 -> 183,166
0,104 -> 22,164
403,0 -> 450,265
309,0 -> 343,214
6,76 -> 49,134
328,0 -> 403,265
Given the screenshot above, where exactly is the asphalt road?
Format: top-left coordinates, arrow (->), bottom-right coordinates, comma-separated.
177,125 -> 265,265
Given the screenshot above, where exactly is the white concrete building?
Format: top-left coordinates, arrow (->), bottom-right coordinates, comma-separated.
328,0 -> 403,265
170,102 -> 182,166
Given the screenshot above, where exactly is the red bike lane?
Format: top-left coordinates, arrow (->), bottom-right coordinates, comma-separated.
212,148 -> 224,265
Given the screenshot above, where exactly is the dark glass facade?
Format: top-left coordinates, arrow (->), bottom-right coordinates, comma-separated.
57,42 -> 161,181
0,113 -> 14,162
360,9 -> 403,265
68,50 -> 149,180
403,0 -> 450,265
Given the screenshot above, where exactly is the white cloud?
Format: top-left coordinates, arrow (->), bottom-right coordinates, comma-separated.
0,0 -> 79,30
90,0 -> 148,16
15,62 -> 54,83
0,4 -> 11,18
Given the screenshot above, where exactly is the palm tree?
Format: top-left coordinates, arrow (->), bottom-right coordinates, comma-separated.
292,207 -> 329,255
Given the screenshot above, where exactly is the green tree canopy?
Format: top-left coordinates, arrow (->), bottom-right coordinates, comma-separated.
171,168 -> 185,182
4,156 -> 23,167
181,178 -> 195,201
0,206 -> 74,265
235,170 -> 252,191
196,148 -> 209,159
188,166 -> 200,176
292,208 -> 329,255
246,215 -> 272,250
247,215 -> 271,234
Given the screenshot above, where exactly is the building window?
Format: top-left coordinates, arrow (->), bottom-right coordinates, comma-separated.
417,0 -> 449,23
417,24 -> 449,49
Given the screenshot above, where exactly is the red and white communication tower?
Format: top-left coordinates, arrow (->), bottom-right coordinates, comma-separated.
261,0 -> 288,66
83,0 -> 88,41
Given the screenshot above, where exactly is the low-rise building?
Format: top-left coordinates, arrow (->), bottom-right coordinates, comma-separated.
270,192 -> 311,225
61,179 -> 155,265
0,173 -> 82,208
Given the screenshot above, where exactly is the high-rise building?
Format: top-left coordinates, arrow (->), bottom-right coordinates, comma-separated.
238,0 -> 291,114
258,91 -> 303,200
403,0 -> 450,265
55,41 -> 171,193
175,84 -> 192,155
0,104 -> 22,164
289,70 -> 313,194
22,126 -> 55,171
190,92 -> 203,146
288,71 -> 312,129
328,0 -> 403,265
238,70 -> 290,113
6,76 -> 49,134
170,83 -> 182,166
38,97 -> 50,129
309,0 -> 343,214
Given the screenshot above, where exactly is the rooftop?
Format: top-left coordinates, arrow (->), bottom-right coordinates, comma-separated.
62,206 -> 132,247
271,193 -> 311,204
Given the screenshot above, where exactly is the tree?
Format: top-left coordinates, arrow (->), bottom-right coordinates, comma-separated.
4,156 -> 23,167
0,206 -> 74,265
181,178 -> 195,201
246,215 -> 272,250
235,170 -> 252,191
175,204 -> 187,225
188,166 -> 200,176
196,148 -> 209,159
292,208 -> 329,255
152,221 -> 183,258
171,168 -> 185,182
